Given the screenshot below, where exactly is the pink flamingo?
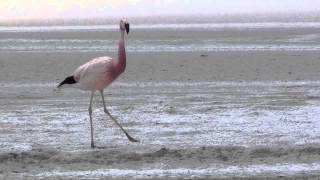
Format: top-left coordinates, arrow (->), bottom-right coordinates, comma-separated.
57,18 -> 139,148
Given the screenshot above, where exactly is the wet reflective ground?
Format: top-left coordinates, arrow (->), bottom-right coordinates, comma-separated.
1,81 -> 320,178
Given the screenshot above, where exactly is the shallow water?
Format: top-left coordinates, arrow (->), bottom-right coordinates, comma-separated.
2,38 -> 320,52
1,81 -> 320,178
2,22 -> 320,32
1,22 -> 320,52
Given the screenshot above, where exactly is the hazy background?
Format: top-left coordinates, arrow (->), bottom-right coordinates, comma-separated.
1,0 -> 320,21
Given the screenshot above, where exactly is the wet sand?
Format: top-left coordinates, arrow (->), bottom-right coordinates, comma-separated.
2,145 -> 320,179
1,51 -> 320,83
1,49 -> 320,179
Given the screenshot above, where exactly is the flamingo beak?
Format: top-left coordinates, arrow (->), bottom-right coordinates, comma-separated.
57,76 -> 76,88
125,23 -> 129,34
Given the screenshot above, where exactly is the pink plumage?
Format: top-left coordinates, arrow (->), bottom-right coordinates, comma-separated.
58,18 -> 138,148
73,56 -> 117,90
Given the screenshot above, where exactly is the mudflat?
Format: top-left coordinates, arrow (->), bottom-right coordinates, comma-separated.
1,23 -> 320,179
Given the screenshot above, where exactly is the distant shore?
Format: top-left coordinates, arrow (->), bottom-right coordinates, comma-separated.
1,12 -> 320,26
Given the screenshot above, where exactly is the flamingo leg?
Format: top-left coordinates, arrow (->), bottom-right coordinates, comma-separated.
89,90 -> 95,148
99,90 -> 139,142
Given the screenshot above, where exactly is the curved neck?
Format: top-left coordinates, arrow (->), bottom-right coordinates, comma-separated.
117,31 -> 126,73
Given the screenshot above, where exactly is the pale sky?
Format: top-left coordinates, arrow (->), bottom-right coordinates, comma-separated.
0,0 -> 320,20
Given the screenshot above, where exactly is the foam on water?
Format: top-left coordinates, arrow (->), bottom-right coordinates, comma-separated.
35,162 -> 320,178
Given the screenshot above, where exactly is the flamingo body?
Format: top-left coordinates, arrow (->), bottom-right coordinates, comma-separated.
73,56 -> 119,91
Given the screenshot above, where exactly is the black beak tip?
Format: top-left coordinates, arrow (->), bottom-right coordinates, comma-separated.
125,23 -> 130,34
57,76 -> 76,88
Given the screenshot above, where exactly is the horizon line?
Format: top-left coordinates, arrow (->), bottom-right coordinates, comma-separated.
1,11 -> 320,23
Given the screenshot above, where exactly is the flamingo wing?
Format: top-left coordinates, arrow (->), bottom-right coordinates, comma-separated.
73,57 -> 112,79
73,56 -> 114,90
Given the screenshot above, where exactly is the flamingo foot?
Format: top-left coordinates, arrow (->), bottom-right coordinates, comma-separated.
125,132 -> 139,142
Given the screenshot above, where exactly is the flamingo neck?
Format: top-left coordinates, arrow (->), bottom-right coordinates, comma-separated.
117,31 -> 126,73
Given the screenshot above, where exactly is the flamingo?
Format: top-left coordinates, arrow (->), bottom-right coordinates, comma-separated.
57,18 -> 139,148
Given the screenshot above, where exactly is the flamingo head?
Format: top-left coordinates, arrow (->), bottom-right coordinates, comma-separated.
120,18 -> 129,34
